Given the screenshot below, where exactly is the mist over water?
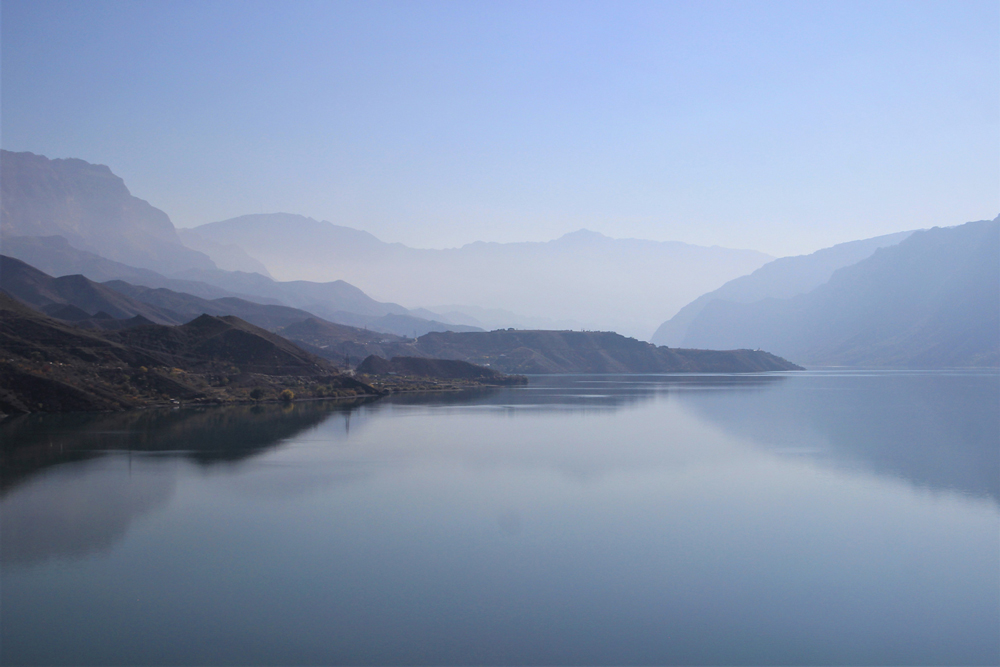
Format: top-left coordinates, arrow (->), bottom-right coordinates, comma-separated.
2,371 -> 997,665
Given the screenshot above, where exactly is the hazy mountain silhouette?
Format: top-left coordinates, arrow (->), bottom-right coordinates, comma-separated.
1,235 -> 480,338
677,217 -> 999,367
0,235 -> 268,301
176,228 -> 272,277
0,150 -> 216,275
651,230 -> 916,346
193,214 -> 774,338
0,154 -> 481,338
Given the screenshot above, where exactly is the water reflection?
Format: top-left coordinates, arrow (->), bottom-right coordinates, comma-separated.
379,373 -> 787,412
675,370 -> 1000,503
0,399 -> 372,565
1,373 -> 996,665
0,398 -> 374,494
3,371 -> 995,567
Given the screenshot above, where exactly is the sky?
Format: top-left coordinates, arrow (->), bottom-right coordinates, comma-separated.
2,0 -> 997,256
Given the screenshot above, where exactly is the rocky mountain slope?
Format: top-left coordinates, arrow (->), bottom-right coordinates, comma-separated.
676,217 -> 999,367
0,292 -> 373,415
357,355 -> 526,383
1,256 -> 184,324
0,153 -> 481,338
651,229 -> 916,346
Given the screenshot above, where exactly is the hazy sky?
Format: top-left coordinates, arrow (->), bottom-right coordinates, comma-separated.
2,0 -> 997,256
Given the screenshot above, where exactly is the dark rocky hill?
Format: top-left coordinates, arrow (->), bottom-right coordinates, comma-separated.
276,318 -> 406,365
0,293 -> 373,415
110,314 -> 333,376
1,255 -> 185,324
104,281 -> 324,331
382,329 -> 801,374
1,235 -> 273,301
357,355 -> 527,384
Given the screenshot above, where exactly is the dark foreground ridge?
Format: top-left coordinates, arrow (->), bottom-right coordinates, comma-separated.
388,329 -> 802,374
0,292 -> 374,415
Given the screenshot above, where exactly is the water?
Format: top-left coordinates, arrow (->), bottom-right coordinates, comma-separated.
2,371 -> 997,665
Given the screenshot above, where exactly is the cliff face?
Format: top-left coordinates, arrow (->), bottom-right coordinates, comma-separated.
1,150 -> 216,275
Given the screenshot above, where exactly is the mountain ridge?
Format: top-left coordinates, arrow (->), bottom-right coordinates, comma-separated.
193,212 -> 774,338
678,217 -> 999,367
651,229 -> 918,345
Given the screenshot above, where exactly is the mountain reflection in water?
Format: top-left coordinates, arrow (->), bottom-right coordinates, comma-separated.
2,371 -> 995,567
1,372 -> 996,666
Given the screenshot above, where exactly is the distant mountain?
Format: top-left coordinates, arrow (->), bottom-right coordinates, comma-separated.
176,228 -> 272,277
0,235 -> 268,301
104,281 -> 326,331
651,230 -> 916,346
371,329 -> 802,374
0,153 -> 479,338
1,235 -> 482,338
0,150 -> 216,275
2,255 -> 479,369
677,217 -> 999,367
419,304 -> 584,331
193,213 -> 774,338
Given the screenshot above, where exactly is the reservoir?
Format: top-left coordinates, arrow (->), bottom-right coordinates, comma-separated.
2,371 -> 997,665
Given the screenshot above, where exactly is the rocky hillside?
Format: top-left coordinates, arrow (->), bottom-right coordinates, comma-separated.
677,217 -> 999,367
1,255 -> 184,324
651,229 -> 916,346
356,355 -> 527,385
0,293 -> 374,415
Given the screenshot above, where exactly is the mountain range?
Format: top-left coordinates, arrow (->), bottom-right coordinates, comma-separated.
0,291 -> 374,414
0,150 -> 483,339
192,213 -> 774,338
651,229 -> 916,346
3,148 -> 996,371
668,217 -> 999,367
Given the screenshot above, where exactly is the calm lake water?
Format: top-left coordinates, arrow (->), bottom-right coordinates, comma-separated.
2,371 -> 998,666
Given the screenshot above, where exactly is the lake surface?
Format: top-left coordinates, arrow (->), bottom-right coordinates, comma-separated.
2,371 -> 998,666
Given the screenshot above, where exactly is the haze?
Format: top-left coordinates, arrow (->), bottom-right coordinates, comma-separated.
2,0 -> 997,256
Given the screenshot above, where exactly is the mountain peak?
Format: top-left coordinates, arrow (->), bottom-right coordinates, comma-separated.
556,229 -> 610,243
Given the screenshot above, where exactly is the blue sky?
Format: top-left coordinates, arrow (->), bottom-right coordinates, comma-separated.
2,0 -> 997,255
